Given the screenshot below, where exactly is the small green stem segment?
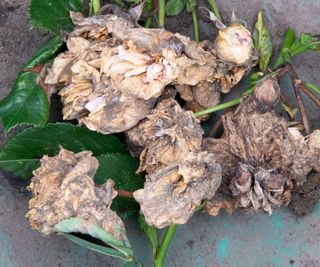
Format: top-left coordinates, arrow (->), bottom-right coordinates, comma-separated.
195,98 -> 241,117
304,81 -> 320,95
154,225 -> 177,267
144,0 -> 153,28
191,8 -> 199,42
158,0 -> 165,28
89,0 -> 100,15
208,0 -> 221,21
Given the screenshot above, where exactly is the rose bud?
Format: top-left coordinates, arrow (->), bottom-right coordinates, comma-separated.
215,24 -> 253,65
253,77 -> 280,106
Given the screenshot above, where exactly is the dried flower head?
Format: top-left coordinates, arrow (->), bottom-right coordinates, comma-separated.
203,79 -> 320,214
134,152 -> 222,228
26,148 -> 127,241
44,12 -> 258,132
125,98 -> 203,173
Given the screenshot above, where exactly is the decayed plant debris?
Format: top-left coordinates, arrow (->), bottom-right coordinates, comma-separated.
26,147 -> 127,241
126,98 -> 203,173
44,12 -> 257,134
204,78 -> 320,215
133,151 -> 221,228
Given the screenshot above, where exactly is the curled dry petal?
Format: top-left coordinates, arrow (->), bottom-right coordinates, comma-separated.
125,98 -> 203,173
26,148 -> 127,241
133,152 -> 222,228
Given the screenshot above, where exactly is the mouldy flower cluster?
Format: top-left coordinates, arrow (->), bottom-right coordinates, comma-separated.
204,78 -> 320,215
44,12 -> 257,134
26,148 -> 128,241
36,11 -> 261,230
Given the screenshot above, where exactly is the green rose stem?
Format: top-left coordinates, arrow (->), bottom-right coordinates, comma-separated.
194,88 -> 254,117
158,0 -> 165,28
194,98 -> 240,117
92,0 -> 101,14
144,0 -> 153,28
191,7 -> 200,42
304,81 -> 320,95
154,224 -> 177,267
208,0 -> 221,21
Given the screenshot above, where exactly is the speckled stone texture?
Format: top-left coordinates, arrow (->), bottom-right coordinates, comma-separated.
1,1 -> 320,266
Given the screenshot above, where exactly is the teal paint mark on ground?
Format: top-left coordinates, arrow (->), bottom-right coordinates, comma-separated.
217,237 -> 230,261
273,255 -> 283,267
272,212 -> 284,229
0,231 -> 19,267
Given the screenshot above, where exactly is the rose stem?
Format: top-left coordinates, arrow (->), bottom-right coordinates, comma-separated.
304,81 -> 320,95
158,0 -> 165,28
191,7 -> 200,42
144,0 -> 153,28
283,64 -> 311,134
208,0 -> 222,21
300,84 -> 320,107
154,224 -> 177,267
92,0 -> 101,14
117,190 -> 134,198
194,97 -> 241,117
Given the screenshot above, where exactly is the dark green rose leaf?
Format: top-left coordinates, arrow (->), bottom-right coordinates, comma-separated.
165,0 -> 186,16
253,11 -> 273,72
0,72 -> 49,134
23,35 -> 63,69
29,0 -> 82,35
0,123 -> 126,178
95,153 -> 144,218
186,0 -> 197,12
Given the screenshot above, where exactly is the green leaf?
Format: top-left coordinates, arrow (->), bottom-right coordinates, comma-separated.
253,11 -> 273,72
55,217 -> 133,259
273,28 -> 296,69
62,233 -> 128,260
274,30 -> 320,68
23,35 -> 63,69
95,153 -> 144,218
289,33 -> 320,56
0,123 -> 126,178
0,72 -> 49,134
29,0 -> 82,35
0,36 -> 64,133
165,0 -> 186,16
186,0 -> 197,12
138,214 -> 159,256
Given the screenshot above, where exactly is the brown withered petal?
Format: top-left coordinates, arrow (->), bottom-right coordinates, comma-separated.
191,81 -> 221,108
133,152 -> 222,228
125,98 -> 203,173
205,193 -> 235,216
26,148 -> 127,241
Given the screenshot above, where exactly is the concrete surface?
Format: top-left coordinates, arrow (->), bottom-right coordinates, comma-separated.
1,0 -> 320,266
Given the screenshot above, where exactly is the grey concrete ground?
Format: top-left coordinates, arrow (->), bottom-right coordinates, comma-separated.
1,0 -> 320,266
